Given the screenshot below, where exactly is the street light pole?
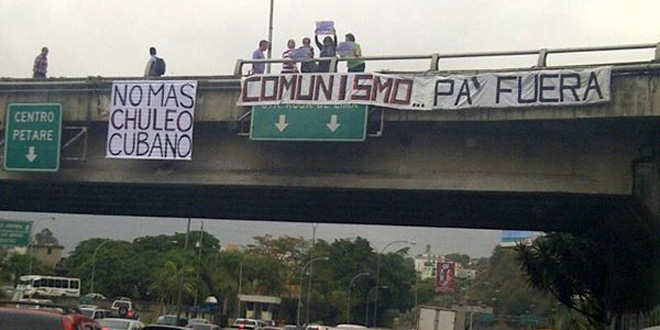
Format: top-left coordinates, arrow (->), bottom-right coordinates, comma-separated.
365,286 -> 387,326
346,272 -> 370,323
176,218 -> 192,324
296,256 -> 328,329
373,240 -> 415,327
237,259 -> 243,318
266,0 -> 274,73
90,239 -> 112,294
305,223 -> 317,325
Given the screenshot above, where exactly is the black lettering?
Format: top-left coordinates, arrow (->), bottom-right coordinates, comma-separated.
136,132 -> 149,156
177,111 -> 194,132
112,85 -> 128,106
455,79 -> 472,106
152,109 -> 163,131
164,85 -> 180,107
165,134 -> 177,157
517,75 -> 538,104
179,83 -> 196,109
108,133 -> 122,156
539,74 -> 559,103
148,84 -> 165,107
164,109 -> 176,131
111,109 -> 124,129
434,79 -> 454,107
149,133 -> 163,157
177,135 -> 192,158
559,73 -> 580,102
496,76 -> 516,104
129,85 -> 143,106
583,72 -> 604,100
123,133 -> 136,155
124,109 -> 137,130
137,109 -> 152,130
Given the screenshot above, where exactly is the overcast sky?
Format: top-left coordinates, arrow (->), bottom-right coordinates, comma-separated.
2,0 -> 659,78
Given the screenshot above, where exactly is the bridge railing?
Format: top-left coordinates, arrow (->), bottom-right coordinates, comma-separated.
233,42 -> 660,76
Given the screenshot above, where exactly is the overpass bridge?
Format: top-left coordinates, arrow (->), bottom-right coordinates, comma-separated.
0,43 -> 659,231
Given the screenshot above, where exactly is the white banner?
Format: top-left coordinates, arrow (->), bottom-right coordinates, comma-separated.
106,80 -> 197,160
238,67 -> 611,110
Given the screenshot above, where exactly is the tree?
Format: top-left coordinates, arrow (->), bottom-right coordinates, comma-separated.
516,201 -> 660,328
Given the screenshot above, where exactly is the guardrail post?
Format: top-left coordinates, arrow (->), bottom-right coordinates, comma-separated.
655,42 -> 660,62
430,53 -> 440,71
330,57 -> 338,73
536,49 -> 548,67
233,60 -> 244,77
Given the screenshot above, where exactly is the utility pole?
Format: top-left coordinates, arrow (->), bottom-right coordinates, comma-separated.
267,0 -> 274,73
305,223 -> 317,325
176,218 -> 191,324
193,221 -> 204,310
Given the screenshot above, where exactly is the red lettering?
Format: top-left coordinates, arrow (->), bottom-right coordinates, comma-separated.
241,76 -> 261,102
371,76 -> 393,102
390,79 -> 413,105
338,75 -> 348,100
261,76 -> 279,101
296,75 -> 316,100
351,74 -> 373,101
278,75 -> 298,100
314,75 -> 334,100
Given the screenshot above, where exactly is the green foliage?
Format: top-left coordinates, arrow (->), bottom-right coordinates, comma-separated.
516,201 -> 660,328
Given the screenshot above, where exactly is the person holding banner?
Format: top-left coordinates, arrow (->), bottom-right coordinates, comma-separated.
315,30 -> 337,72
345,33 -> 365,72
251,40 -> 269,75
281,39 -> 299,74
299,37 -> 316,73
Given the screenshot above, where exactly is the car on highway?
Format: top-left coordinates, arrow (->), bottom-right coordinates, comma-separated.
187,323 -> 220,330
98,317 -> 145,330
187,317 -> 209,324
156,314 -> 188,326
111,298 -> 139,319
80,306 -> 111,319
0,300 -> 99,330
231,318 -> 263,330
143,325 -> 192,330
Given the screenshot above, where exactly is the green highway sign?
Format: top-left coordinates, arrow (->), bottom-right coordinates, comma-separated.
4,103 -> 62,172
250,104 -> 368,141
0,220 -> 33,247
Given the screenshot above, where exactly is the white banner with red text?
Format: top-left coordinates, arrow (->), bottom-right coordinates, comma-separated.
238,67 -> 611,110
106,80 -> 197,160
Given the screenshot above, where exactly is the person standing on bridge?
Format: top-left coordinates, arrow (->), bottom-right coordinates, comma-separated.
251,40 -> 269,75
315,29 -> 337,72
32,47 -> 49,79
345,33 -> 365,72
144,47 -> 165,77
281,39 -> 299,74
299,37 -> 316,73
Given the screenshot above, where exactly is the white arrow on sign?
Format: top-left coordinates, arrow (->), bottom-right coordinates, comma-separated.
326,114 -> 341,132
274,114 -> 289,132
25,146 -> 38,162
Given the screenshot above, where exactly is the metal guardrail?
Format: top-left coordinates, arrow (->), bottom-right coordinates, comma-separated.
233,42 -> 660,76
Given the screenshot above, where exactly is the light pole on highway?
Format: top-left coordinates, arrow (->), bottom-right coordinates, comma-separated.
373,240 -> 415,327
365,285 -> 388,327
266,0 -> 274,73
296,256 -> 329,329
90,239 -> 112,294
346,272 -> 370,323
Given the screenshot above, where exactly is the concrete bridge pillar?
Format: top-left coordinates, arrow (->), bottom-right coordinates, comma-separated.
633,135 -> 660,216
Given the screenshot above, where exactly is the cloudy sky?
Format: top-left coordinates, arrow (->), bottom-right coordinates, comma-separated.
1,0 -> 659,78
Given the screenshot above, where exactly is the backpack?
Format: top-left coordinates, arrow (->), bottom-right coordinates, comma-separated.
153,57 -> 166,76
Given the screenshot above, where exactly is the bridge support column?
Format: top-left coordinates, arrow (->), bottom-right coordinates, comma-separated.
633,141 -> 660,216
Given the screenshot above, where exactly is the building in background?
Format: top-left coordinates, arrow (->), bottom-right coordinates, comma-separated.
29,228 -> 64,269
414,244 -> 445,280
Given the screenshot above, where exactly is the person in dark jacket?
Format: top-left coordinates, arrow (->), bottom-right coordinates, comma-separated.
315,30 -> 337,72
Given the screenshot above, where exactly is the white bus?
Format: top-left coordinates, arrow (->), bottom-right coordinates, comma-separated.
16,275 -> 81,298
